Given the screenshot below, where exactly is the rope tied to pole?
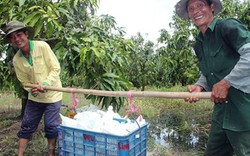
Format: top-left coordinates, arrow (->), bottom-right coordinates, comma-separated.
67,89 -> 79,118
71,89 -> 79,111
126,91 -> 142,122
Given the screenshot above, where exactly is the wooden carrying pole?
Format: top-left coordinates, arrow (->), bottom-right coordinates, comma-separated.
24,83 -> 211,99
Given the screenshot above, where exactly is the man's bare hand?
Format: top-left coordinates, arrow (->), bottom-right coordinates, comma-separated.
185,85 -> 203,103
211,79 -> 230,103
31,82 -> 48,96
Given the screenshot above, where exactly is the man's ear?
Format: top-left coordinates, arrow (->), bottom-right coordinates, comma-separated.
25,31 -> 29,38
211,3 -> 215,14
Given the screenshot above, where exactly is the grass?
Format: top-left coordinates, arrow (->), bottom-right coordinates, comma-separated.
0,91 -> 21,111
0,86 -> 213,155
132,86 -> 212,118
0,119 -> 15,127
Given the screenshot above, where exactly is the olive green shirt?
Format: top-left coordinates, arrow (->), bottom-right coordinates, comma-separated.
194,18 -> 250,131
13,40 -> 62,103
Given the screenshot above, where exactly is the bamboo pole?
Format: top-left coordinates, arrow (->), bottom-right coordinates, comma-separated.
24,83 -> 211,99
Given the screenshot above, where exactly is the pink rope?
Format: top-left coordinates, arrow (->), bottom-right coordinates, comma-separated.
126,91 -> 142,121
71,89 -> 79,110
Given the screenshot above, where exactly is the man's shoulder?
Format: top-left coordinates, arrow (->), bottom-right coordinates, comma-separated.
217,18 -> 243,27
12,50 -> 22,66
32,40 -> 50,49
13,50 -> 21,59
33,40 -> 48,45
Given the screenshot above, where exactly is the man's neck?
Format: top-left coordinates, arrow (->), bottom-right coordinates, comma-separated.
21,46 -> 30,59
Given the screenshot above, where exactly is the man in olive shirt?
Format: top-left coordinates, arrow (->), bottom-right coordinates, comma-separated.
4,20 -> 62,156
175,0 -> 250,155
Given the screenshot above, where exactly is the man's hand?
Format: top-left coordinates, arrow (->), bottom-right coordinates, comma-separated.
31,86 -> 39,96
185,85 -> 203,103
31,82 -> 47,96
211,79 -> 230,103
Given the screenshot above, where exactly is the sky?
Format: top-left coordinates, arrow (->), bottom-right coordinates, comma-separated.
97,0 -> 179,43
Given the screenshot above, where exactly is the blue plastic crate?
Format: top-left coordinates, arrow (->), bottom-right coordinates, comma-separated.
58,123 -> 148,156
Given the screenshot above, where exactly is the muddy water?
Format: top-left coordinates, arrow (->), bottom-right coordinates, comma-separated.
147,109 -> 211,153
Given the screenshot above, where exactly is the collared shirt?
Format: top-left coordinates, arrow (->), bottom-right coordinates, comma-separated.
13,40 -> 62,103
20,40 -> 33,66
195,18 -> 250,93
194,18 -> 250,131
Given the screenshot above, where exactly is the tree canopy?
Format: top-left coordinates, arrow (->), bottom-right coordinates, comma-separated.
0,0 -> 249,111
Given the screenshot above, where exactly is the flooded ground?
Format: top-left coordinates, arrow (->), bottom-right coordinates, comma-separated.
147,108 -> 212,154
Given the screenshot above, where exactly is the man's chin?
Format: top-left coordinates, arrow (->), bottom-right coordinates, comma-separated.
15,44 -> 25,49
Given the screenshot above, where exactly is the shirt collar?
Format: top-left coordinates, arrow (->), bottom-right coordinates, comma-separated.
196,18 -> 218,41
209,18 -> 217,31
19,40 -> 34,66
19,40 -> 34,57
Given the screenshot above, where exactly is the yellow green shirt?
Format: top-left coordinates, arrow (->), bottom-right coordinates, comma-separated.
13,40 -> 62,103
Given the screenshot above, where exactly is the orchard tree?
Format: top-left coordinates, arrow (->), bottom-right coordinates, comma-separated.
153,29 -> 174,87
219,0 -> 250,27
0,0 -> 133,112
156,16 -> 199,86
78,14 -> 134,111
128,33 -> 155,91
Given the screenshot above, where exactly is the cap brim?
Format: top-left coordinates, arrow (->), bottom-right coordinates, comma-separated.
175,0 -> 189,19
212,0 -> 222,16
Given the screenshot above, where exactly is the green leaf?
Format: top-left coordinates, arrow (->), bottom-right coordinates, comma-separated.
82,37 -> 92,42
80,48 -> 87,62
19,0 -> 26,6
72,46 -> 80,53
58,8 -> 74,21
102,97 -> 112,109
58,8 -> 69,15
46,22 -> 54,38
100,83 -> 112,91
23,12 -> 39,24
103,78 -> 114,87
34,19 -> 43,37
90,47 -> 101,58
29,14 -> 41,27
38,8 -> 47,14
102,73 -> 119,78
73,0 -> 79,7
28,6 -> 42,11
52,20 -> 61,30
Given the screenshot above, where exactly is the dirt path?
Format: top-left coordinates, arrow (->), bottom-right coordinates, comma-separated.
0,121 -> 20,139
0,112 -> 45,156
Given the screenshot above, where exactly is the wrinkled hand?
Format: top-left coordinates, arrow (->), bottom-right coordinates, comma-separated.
211,79 -> 230,104
185,85 -> 203,103
31,82 -> 47,96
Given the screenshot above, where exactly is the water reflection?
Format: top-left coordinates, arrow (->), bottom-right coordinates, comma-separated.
147,109 -> 211,152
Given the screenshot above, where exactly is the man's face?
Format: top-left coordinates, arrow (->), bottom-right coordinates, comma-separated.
187,0 -> 214,29
9,30 -> 29,49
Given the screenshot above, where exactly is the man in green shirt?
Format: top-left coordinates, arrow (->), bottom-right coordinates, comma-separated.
175,0 -> 250,155
4,20 -> 62,156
